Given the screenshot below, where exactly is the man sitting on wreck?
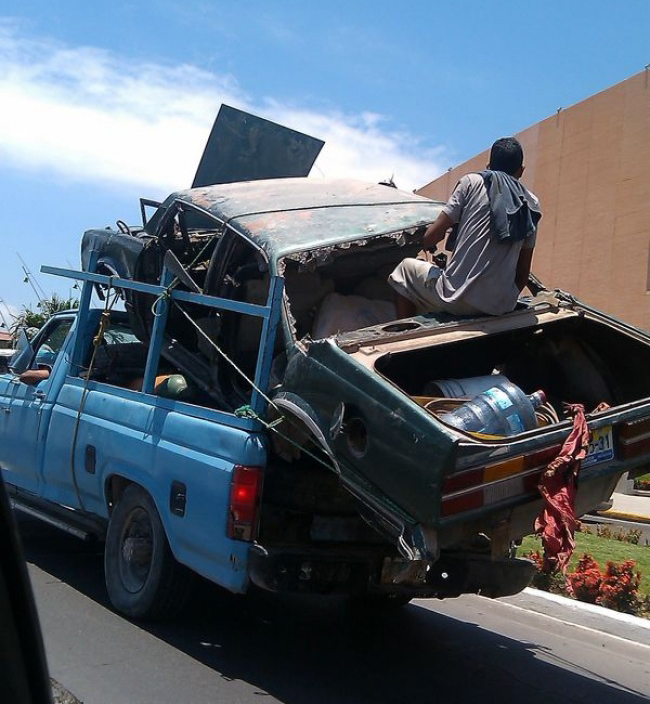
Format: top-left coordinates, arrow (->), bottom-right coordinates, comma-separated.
388,137 -> 542,319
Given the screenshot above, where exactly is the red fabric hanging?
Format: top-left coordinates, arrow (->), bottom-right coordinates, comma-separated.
535,403 -> 589,573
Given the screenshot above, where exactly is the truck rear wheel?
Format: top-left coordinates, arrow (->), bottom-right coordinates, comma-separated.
104,484 -> 192,620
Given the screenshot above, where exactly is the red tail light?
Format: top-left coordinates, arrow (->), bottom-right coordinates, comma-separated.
441,445 -> 561,518
227,465 -> 263,541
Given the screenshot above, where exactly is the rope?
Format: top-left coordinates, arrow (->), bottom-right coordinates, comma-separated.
151,288 -> 171,318
171,300 -> 281,413
234,402 -> 338,473
61,238 -> 418,554
142,234 -> 334,467
69,282 -> 120,510
65,271 -> 414,557
169,289 -> 342,472
150,235 -> 218,317
72,245 -> 339,495
234,400 -> 417,558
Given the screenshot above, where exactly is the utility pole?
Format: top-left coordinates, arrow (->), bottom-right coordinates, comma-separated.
0,296 -> 10,330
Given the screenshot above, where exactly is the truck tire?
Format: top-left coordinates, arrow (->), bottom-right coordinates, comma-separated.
104,484 -> 192,620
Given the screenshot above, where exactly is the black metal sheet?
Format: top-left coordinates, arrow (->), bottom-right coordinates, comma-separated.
80,229 -> 147,279
192,105 -> 324,187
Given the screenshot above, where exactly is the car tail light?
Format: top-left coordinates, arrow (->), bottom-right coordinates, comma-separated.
227,465 -> 263,541
441,445 -> 560,518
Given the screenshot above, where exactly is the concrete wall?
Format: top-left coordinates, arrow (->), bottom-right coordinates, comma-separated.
418,70 -> 650,330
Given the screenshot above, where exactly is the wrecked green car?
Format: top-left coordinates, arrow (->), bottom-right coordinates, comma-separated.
75,174 -> 650,604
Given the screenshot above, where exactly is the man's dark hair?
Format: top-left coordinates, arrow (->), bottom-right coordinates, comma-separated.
489,137 -> 524,176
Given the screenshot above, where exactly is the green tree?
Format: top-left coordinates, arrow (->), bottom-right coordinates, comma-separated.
11,294 -> 79,339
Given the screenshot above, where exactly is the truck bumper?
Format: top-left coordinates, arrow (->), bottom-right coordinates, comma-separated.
248,545 -> 535,599
248,544 -> 373,594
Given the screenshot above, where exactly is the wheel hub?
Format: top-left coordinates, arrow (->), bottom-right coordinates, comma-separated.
119,507 -> 153,593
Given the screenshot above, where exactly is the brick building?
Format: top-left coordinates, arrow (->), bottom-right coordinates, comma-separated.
417,69 -> 650,330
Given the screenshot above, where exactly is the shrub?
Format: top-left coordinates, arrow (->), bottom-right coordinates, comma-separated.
624,529 -> 642,546
522,545 -> 645,616
596,525 -> 612,540
565,555 -> 642,614
595,524 -> 642,544
566,554 -> 602,604
598,560 -> 642,614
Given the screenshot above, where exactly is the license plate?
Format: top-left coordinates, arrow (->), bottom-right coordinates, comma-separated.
583,425 -> 614,468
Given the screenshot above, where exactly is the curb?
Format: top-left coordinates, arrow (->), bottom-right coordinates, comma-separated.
597,509 -> 650,525
502,587 -> 650,648
52,679 -> 83,704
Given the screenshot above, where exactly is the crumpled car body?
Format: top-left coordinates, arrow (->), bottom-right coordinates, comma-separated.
79,176 -> 650,597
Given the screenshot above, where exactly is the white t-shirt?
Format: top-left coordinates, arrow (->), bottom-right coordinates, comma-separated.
437,173 -> 539,315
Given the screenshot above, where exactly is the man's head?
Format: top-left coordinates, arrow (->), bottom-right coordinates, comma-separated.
488,137 -> 524,177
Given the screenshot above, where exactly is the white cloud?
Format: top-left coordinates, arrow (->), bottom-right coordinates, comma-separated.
0,20 -> 445,194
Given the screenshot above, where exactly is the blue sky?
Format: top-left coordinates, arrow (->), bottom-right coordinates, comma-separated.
1,0 -> 648,325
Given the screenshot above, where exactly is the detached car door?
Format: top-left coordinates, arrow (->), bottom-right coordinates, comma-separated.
0,316 -> 75,495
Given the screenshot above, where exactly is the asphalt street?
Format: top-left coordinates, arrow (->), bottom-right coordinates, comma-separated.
17,515 -> 650,704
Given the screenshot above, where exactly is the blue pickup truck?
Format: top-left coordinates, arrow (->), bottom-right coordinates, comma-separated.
3,177 -> 650,620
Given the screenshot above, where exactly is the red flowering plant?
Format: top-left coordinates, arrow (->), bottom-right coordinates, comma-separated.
566,554 -> 602,603
598,560 -> 641,614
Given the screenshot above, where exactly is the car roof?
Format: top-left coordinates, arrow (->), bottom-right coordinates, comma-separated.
155,178 -> 444,261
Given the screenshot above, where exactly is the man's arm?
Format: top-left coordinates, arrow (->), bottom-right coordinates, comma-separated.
18,368 -> 50,386
422,211 -> 454,251
515,246 -> 534,291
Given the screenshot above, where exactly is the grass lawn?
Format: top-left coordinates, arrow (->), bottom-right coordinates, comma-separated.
635,471 -> 650,489
518,530 -> 650,598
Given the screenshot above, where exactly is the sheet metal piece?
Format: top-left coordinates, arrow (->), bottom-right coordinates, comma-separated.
192,105 -> 324,188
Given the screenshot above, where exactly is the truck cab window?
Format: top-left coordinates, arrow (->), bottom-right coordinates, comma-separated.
33,319 -> 74,370
81,314 -> 149,389
14,317 -> 74,385
83,314 -> 200,402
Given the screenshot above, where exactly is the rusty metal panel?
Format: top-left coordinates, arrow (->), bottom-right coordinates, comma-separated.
176,179 -> 443,260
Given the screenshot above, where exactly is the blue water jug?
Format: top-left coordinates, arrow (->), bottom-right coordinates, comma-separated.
440,382 -> 546,436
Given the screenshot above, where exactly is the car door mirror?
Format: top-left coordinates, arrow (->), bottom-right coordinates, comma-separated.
8,328 -> 34,375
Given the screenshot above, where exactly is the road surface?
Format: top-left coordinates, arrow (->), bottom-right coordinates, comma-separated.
18,516 -> 650,704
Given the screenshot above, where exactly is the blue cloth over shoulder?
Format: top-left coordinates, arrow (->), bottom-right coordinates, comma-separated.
480,169 -> 542,244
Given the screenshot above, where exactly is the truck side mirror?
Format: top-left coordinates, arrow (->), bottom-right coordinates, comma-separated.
8,328 -> 34,375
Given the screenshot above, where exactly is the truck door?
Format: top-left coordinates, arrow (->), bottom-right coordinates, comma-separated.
0,316 -> 74,495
